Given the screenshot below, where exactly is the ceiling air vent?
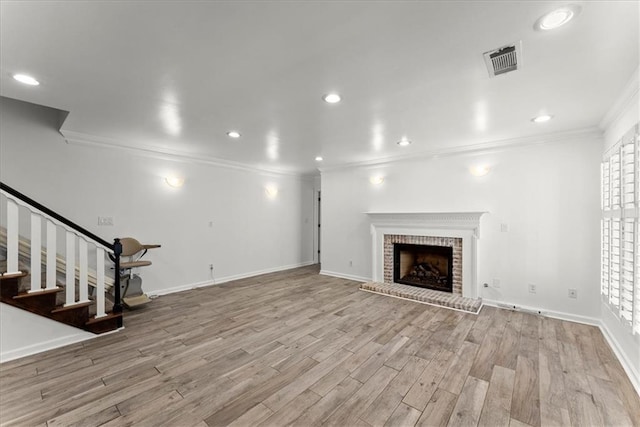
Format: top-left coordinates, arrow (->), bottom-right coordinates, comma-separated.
483,42 -> 522,78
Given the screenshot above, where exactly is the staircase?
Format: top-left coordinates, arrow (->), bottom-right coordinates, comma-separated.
0,272 -> 120,333
1,182 -> 124,336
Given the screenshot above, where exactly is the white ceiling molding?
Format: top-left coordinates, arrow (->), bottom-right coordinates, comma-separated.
62,125 -> 600,179
60,129 -> 312,179
319,127 -> 603,173
599,66 -> 640,131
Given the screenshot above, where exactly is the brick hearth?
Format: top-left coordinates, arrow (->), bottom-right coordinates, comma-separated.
360,281 -> 482,314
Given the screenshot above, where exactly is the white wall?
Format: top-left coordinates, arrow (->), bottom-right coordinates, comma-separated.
0,303 -> 94,362
0,96 -> 317,295
600,69 -> 639,392
321,135 -> 602,320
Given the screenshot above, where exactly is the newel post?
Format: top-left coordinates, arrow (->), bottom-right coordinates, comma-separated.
113,238 -> 123,327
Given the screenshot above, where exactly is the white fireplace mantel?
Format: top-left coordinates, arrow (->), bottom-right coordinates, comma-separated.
366,211 -> 487,299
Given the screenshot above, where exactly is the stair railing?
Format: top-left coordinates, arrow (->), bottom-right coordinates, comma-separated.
0,182 -> 122,326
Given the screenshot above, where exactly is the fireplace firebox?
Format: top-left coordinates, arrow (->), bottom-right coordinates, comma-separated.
393,243 -> 453,292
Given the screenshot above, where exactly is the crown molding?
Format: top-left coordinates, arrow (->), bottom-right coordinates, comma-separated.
600,66 -> 640,131
59,125 -> 601,179
60,129 -> 311,179
318,127 -> 603,173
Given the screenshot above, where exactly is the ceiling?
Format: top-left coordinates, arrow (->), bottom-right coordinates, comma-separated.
1,1 -> 638,175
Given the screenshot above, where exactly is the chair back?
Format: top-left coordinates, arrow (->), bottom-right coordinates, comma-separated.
120,237 -> 145,257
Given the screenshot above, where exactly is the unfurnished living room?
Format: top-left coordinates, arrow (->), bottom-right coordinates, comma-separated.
0,1 -> 639,426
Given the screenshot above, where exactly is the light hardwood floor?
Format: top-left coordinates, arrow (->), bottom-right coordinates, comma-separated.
1,265 -> 639,426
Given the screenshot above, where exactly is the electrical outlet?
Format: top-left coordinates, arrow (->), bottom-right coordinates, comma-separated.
500,223 -> 509,232
568,289 -> 577,299
528,283 -> 536,293
493,278 -> 501,288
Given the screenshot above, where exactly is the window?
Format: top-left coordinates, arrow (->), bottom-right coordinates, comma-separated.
601,123 -> 639,334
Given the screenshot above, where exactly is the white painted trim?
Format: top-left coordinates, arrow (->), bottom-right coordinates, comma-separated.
319,270 -> 370,283
147,261 -> 317,297
600,66 -> 640,130
30,213 -> 41,292
319,127 -> 603,172
61,129 -> 314,179
6,199 -> 19,274
0,333 -> 91,363
365,212 -> 486,234
0,325 -> 123,364
482,299 -> 600,325
0,302 -> 105,363
313,188 -> 321,265
598,320 -> 640,397
62,127 -> 603,178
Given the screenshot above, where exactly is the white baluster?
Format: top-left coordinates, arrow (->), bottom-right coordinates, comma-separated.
65,231 -> 76,306
46,220 -> 57,289
6,199 -> 20,274
29,213 -> 42,292
95,247 -> 106,318
79,238 -> 89,303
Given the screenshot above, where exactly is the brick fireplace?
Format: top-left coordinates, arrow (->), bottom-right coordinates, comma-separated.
386,235 -> 462,294
367,212 -> 485,299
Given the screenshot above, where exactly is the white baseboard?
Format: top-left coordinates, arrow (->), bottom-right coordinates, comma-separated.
319,269 -> 371,283
482,299 -> 601,325
1,332 -> 93,363
598,321 -> 640,397
147,261 -> 317,297
0,326 -> 125,364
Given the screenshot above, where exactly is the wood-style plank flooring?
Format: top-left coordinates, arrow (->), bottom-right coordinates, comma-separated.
1,265 -> 639,426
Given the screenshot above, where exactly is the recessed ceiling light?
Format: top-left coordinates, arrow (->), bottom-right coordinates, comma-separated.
531,114 -> 553,123
323,93 -> 341,104
397,137 -> 412,146
315,156 -> 323,161
369,176 -> 385,185
227,131 -> 241,138
13,73 -> 40,86
535,5 -> 581,31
